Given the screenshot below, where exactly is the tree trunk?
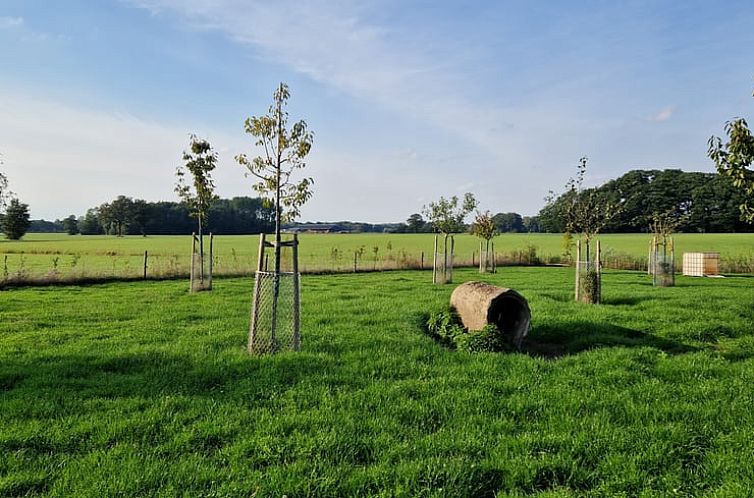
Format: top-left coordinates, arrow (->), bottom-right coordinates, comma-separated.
270,83 -> 284,348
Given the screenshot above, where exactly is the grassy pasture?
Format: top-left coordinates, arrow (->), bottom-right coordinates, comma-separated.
2,267 -> 754,496
1,232 -> 753,282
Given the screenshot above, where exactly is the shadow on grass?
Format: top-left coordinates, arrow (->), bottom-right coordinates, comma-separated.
600,296 -> 652,306
0,351 -> 336,400
524,321 -> 697,359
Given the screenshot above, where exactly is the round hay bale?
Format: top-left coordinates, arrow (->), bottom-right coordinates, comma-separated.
450,281 -> 531,346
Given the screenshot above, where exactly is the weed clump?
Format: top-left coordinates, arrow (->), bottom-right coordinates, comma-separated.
424,310 -> 512,353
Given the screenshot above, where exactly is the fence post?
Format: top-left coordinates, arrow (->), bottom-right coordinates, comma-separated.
575,239 -> 581,301
292,233 -> 301,351
208,233 -> 214,289
248,233 -> 266,354
353,251 -> 358,273
432,235 -> 438,284
421,251 -> 424,270
143,250 -> 148,280
190,233 -> 196,291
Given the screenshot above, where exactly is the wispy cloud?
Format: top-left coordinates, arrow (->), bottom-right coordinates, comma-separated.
0,93 -> 244,218
0,91 -> 440,222
124,1 -> 510,156
0,16 -> 24,29
647,106 -> 675,122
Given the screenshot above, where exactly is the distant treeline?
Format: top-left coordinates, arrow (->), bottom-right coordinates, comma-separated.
29,197 -> 405,236
28,169 -> 754,235
30,196 -> 276,235
395,169 -> 753,234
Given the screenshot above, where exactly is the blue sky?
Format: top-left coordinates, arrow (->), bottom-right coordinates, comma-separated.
1,0 -> 752,222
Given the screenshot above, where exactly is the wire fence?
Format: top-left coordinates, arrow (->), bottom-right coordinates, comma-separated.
1,245 -> 752,287
248,271 -> 299,355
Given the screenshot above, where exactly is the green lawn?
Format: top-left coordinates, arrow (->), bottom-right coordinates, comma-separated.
2,267 -> 754,496
1,232 -> 753,282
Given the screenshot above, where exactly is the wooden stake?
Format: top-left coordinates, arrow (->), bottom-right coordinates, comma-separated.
670,236 -> 675,284
432,235 -> 438,284
248,233 -> 266,353
596,239 -> 602,303
208,233 -> 214,290
575,239 -> 581,301
143,250 -> 148,280
190,232 -> 196,292
292,233 -> 301,352
449,235 -> 455,283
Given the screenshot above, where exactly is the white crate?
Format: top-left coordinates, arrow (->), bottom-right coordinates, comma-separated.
682,252 -> 720,277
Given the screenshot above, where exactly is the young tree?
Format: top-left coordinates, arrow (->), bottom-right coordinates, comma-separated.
236,83 -> 314,273
708,106 -> 754,223
548,157 -> 623,303
561,157 -> 623,242
423,193 -> 477,282
422,193 -> 477,235
648,208 -> 686,286
176,136 -> 218,237
176,136 -> 218,289
236,83 -> 313,352
62,215 -> 79,235
2,199 -> 31,240
471,210 -> 497,272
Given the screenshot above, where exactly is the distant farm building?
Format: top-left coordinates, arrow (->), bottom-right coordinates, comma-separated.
286,224 -> 345,234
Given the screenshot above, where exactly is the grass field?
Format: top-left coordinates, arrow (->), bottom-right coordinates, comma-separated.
2,267 -> 754,496
1,232 -> 753,283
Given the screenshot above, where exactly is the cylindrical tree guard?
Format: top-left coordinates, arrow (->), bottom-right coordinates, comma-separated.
651,236 -> 674,287
450,281 -> 531,346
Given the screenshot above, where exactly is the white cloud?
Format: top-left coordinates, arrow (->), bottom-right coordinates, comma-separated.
123,0 -> 510,158
647,106 -> 674,122
0,93 -> 244,219
119,0 -> 592,217
0,16 -> 24,29
0,91 -> 505,222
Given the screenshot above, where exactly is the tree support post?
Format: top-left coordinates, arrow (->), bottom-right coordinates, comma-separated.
190,233 -> 196,292
292,233 -> 301,352
432,235 -> 438,284
575,239 -> 581,301
248,233 -> 266,353
208,233 -> 214,289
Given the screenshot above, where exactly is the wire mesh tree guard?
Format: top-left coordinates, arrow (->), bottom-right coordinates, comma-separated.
432,234 -> 454,284
248,233 -> 301,355
575,238 -> 601,304
650,236 -> 675,287
189,232 -> 213,292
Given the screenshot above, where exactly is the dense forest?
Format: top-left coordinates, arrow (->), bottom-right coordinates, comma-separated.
537,169 -> 753,233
